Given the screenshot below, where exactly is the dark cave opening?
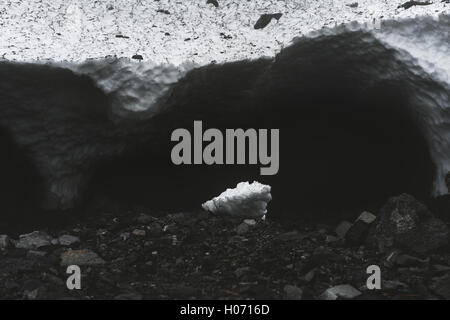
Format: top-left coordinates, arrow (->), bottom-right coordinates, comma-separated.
0,41 -> 438,228
85,64 -> 435,223
0,127 -> 43,230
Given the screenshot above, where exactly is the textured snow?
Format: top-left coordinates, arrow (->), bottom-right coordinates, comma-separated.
1,0 -> 448,64
202,181 -> 272,218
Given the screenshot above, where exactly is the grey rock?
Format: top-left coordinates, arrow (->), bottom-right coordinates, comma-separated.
16,231 -> 52,250
58,235 -> 80,246
136,213 -> 154,224
114,292 -> 143,300
431,275 -> 450,299
27,250 -> 47,258
236,223 -> 249,235
243,219 -> 257,226
319,284 -> 362,300
234,267 -> 250,278
277,231 -> 303,241
283,285 -> 303,300
60,249 -> 105,266
382,280 -> 408,290
366,194 -> 449,254
335,221 -> 352,238
0,235 -> 10,250
396,254 -> 429,267
345,211 -> 376,245
433,264 -> 450,272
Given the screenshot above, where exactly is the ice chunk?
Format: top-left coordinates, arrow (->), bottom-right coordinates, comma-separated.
202,181 -> 272,218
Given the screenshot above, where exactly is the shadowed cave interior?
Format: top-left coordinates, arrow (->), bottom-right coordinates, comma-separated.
0,53 -> 437,229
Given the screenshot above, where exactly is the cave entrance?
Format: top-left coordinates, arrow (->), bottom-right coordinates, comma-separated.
0,127 -> 43,232
85,49 -> 435,223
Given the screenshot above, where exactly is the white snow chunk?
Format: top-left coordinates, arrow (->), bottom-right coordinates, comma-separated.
202,181 -> 272,218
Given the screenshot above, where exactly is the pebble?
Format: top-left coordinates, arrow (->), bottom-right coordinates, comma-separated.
319,284 -> 362,300
283,285 -> 303,300
15,231 -> 52,250
60,249 -> 105,266
0,235 -> 10,250
236,223 -> 249,235
58,235 -> 80,246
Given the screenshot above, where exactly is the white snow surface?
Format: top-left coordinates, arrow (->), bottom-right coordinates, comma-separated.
202,181 -> 272,218
1,0 -> 448,65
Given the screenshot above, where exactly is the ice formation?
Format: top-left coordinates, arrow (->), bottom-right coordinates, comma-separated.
202,182 -> 272,218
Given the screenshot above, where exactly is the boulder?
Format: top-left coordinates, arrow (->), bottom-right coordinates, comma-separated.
345,211 -> 376,245
366,194 -> 449,254
15,231 -> 52,250
60,249 -> 105,266
319,284 -> 361,300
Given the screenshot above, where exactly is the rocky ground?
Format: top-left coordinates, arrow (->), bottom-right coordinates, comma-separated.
1,193 -> 450,300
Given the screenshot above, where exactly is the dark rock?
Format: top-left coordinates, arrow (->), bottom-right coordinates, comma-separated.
283,285 -> 303,300
366,194 -> 449,254
114,292 -> 143,300
335,221 -> 352,238
345,211 -> 376,245
131,54 -> 143,61
156,9 -> 171,15
207,0 -> 219,7
236,223 -> 249,235
277,230 -> 303,241
0,235 -> 10,250
396,254 -> 429,268
58,234 -> 80,246
319,284 -> 361,300
431,276 -> 450,299
398,1 -> 432,10
347,2 -> 358,8
254,13 -> 283,29
60,249 -> 105,266
16,231 -> 52,250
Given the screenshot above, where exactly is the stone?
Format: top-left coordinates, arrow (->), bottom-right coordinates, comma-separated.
114,292 -> 143,300
206,0 -> 219,7
132,229 -> 146,237
277,231 -> 303,241
433,265 -> 450,272
27,250 -> 47,258
60,249 -> 105,266
396,254 -> 429,267
283,285 -> 303,300
243,219 -> 257,226
366,194 -> 449,254
15,231 -> 52,250
135,213 -> 154,224
319,284 -> 362,300
0,235 -> 10,250
382,280 -> 408,290
254,13 -> 283,30
58,235 -> 80,246
236,223 -> 249,235
335,221 -> 353,238
431,276 -> 450,299
234,267 -> 250,278
345,211 -> 376,245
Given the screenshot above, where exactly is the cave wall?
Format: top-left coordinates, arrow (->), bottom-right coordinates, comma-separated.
0,28 -> 446,222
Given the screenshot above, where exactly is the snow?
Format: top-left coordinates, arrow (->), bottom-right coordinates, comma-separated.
202,181 -> 272,218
